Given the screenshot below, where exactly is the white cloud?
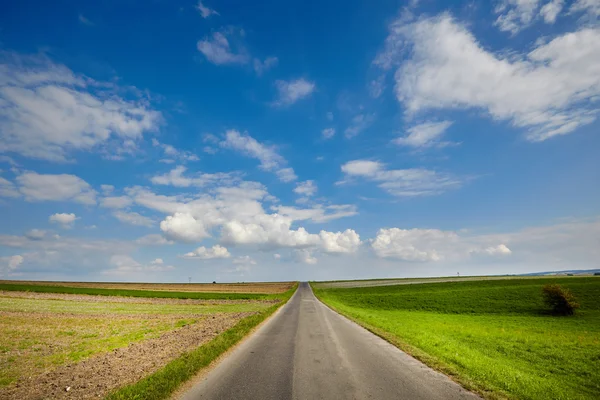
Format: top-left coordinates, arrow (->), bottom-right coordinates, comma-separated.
49,213 -> 78,228
100,196 -> 132,209
272,78 -> 315,107
371,227 -> 511,261
0,52 -> 161,161
196,1 -> 219,18
0,254 -> 24,276
150,258 -> 164,265
393,121 -> 455,148
197,31 -> 249,65
295,249 -> 317,264
112,210 -> 154,227
135,234 -> 173,246
344,113 -> 374,138
340,160 -> 463,197
319,229 -> 361,254
494,0 -> 541,33
540,0 -> 564,23
378,14 -> 600,141
253,57 -> 278,75
233,255 -> 256,265
152,139 -> 199,163
294,180 -> 317,197
25,229 -> 48,240
160,212 -> 209,242
321,128 -> 335,139
100,185 -> 115,195
0,176 -> 19,198
16,172 -> 97,204
151,166 -> 239,187
220,130 -> 296,182
571,0 -> 600,16
8,255 -> 23,269
273,253 -> 281,260
276,168 -> 297,183
104,255 -> 175,276
183,244 -> 231,259
273,204 -> 357,223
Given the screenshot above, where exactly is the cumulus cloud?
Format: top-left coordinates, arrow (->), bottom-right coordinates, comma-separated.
340,160 -> 463,197
295,249 -> 317,264
183,244 -> 231,259
49,213 -> 78,228
371,227 -> 511,261
272,78 -> 315,107
393,121 -> 455,148
0,52 -> 161,161
197,30 -> 249,65
375,14 -> 600,141
196,0 -> 219,18
294,180 -> 317,197
160,212 -> 210,242
220,130 -> 296,182
112,211 -> 154,227
25,229 -> 48,240
16,172 -> 96,204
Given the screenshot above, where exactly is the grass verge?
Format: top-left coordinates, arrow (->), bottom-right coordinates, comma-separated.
312,277 -> 600,400
104,284 -> 297,400
0,283 -> 273,300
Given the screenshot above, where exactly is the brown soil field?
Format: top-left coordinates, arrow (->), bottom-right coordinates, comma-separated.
0,312 -> 249,400
0,291 -> 274,399
0,280 -> 295,293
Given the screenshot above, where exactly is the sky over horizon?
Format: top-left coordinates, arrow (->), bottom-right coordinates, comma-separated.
0,0 -> 599,282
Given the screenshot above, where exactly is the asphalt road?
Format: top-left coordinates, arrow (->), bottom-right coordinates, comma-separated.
180,282 -> 479,400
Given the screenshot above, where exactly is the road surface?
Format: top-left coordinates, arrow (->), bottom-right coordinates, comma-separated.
180,282 -> 479,400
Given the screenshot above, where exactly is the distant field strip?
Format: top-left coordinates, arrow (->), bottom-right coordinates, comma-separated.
0,283 -> 278,300
313,277 -> 600,400
0,280 -> 294,293
315,275 -> 567,289
0,283 -> 296,399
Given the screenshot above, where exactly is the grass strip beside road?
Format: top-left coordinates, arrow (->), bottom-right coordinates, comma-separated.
104,284 -> 297,400
312,278 -> 600,400
0,283 -> 273,300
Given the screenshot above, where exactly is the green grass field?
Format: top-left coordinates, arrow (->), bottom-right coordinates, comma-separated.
313,277 -> 600,400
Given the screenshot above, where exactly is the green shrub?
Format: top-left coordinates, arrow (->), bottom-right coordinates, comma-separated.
542,284 -> 579,315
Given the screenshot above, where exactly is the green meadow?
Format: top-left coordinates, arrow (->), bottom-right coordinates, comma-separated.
312,277 -> 600,400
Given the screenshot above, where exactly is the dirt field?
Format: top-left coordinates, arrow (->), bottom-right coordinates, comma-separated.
0,291 -> 275,399
0,280 -> 295,293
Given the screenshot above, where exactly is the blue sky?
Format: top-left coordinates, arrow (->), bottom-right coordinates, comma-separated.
0,0 -> 599,282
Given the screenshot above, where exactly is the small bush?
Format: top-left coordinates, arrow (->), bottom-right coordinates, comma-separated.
542,284 -> 579,315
